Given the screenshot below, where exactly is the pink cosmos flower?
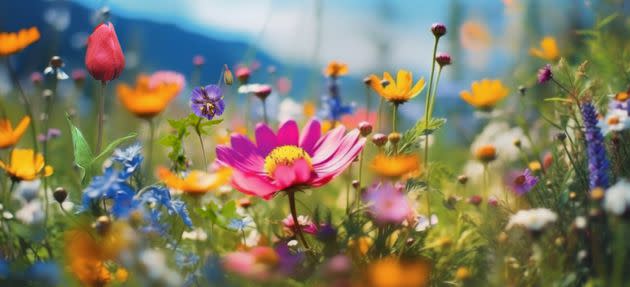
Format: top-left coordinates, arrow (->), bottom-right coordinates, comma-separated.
223,246 -> 279,281
282,214 -> 318,236
149,70 -> 186,94
363,182 -> 411,225
216,119 -> 365,199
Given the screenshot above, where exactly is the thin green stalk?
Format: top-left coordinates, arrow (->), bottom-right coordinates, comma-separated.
146,118 -> 156,176
392,103 -> 398,133
287,191 -> 310,249
422,36 -> 440,220
42,80 -> 57,228
95,81 -> 106,154
356,151 -> 365,210
261,98 -> 268,124
6,57 -> 38,154
377,98 -> 384,132
365,86 -> 372,121
194,118 -> 208,169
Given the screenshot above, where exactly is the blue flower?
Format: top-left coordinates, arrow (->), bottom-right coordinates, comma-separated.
319,77 -> 354,121
139,186 -> 193,228
26,261 -> 61,286
227,217 -> 253,231
190,85 -> 225,120
175,251 -> 200,268
581,101 -> 610,189
111,143 -> 143,178
81,167 -> 135,215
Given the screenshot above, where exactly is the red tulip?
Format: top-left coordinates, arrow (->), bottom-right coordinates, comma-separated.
85,22 -> 125,83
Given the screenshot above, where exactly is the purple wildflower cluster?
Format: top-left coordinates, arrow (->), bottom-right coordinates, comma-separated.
581,101 -> 610,189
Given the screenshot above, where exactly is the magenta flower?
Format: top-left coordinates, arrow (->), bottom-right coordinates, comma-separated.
509,169 -> 539,195
362,182 -> 411,225
216,119 -> 365,199
282,214 -> 318,236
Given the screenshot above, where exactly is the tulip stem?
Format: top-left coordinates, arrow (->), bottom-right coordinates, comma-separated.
5,57 -> 38,156
96,81 -> 106,154
287,191 -> 310,249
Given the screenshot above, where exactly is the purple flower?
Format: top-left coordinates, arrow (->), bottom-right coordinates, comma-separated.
435,52 -> 452,67
190,85 -> 225,120
509,169 -> 539,195
431,23 -> 447,37
363,182 -> 411,225
581,101 -> 610,189
537,64 -> 552,84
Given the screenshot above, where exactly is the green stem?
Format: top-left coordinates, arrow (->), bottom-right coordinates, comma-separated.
392,103 -> 398,133
42,79 -> 57,228
195,118 -> 208,169
261,98 -> 268,124
5,57 -> 38,154
95,81 -> 106,154
356,150 -> 365,210
146,118 -> 156,177
287,191 -> 310,249
377,98 -> 384,132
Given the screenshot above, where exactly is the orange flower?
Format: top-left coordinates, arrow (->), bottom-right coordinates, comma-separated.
303,101 -> 316,118
158,166 -> 232,194
530,36 -> 559,61
0,149 -> 53,181
370,153 -> 421,178
324,61 -> 348,77
460,21 -> 491,51
0,27 -> 40,56
368,70 -> 426,104
0,116 -> 30,149
475,144 -> 497,163
460,79 -> 509,110
363,257 -> 431,287
116,75 -> 181,118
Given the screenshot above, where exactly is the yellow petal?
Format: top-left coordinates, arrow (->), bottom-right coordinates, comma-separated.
408,77 -> 426,99
12,116 -> 31,144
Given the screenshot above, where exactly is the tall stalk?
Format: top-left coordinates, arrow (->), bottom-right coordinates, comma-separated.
96,81 -> 106,154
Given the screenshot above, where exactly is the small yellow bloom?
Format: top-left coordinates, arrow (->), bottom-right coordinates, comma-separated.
324,61 -> 348,77
0,27 -> 40,56
158,166 -> 232,194
460,79 -> 509,110
455,267 -> 472,281
115,268 -> 129,282
0,116 -> 30,149
528,161 -> 542,172
117,75 -> 181,118
348,236 -> 373,258
303,101 -> 316,118
0,149 -> 53,181
364,257 -> 431,287
368,70 -> 426,104
475,144 -> 497,163
370,153 -> 421,178
530,36 -> 559,61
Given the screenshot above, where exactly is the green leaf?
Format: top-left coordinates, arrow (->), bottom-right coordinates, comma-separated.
415,118 -> 447,136
220,200 -> 238,219
544,97 -> 573,103
66,116 -> 94,180
595,13 -> 618,29
92,132 -> 138,163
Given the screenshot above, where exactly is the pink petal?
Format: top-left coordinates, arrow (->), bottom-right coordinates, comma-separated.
277,120 -> 299,146
311,126 -> 346,163
311,134 -> 365,186
254,123 -> 278,156
273,165 -> 297,190
231,169 -> 279,200
216,146 -> 264,175
299,119 -> 321,155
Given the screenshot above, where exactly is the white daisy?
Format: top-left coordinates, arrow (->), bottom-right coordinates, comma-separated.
506,208 -> 557,231
603,180 -> 630,216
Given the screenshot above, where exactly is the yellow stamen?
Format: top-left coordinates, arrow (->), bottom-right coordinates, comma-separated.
263,145 -> 312,176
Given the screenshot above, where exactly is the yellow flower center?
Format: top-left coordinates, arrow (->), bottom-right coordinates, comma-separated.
263,145 -> 312,176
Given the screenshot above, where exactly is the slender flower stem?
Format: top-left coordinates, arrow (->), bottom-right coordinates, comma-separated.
96,81 -> 106,154
5,57 -> 38,155
427,66 -> 443,117
377,98 -> 384,131
287,191 -> 310,249
365,86 -> 372,121
422,37 -> 440,223
356,151 -> 365,210
392,103 -> 398,133
194,118 -> 208,169
146,118 -> 156,176
42,78 -> 57,228
261,98 -> 268,124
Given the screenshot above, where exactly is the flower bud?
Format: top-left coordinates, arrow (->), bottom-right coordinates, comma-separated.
380,79 -> 390,88
371,133 -> 387,147
358,121 -> 372,137
488,196 -> 499,207
362,76 -> 372,86
352,180 -> 360,189
590,188 -> 605,201
388,132 -> 401,144
49,56 -> 63,69
475,144 -> 497,163
53,187 -> 67,203
237,197 -> 252,209
193,55 -> 205,66
94,215 -> 111,235
435,52 -> 452,67
235,67 -> 251,85
85,22 -> 125,82
223,64 -> 234,86
431,23 -> 447,38
468,195 -> 483,206
537,64 -> 552,84
518,85 -> 527,96
555,132 -> 566,142
457,175 -> 468,185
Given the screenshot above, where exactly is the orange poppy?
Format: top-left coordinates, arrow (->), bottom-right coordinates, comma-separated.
0,116 -> 30,149
116,75 -> 181,118
158,166 -> 232,194
0,27 -> 40,56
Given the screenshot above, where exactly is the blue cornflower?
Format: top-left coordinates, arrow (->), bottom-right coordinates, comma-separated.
81,167 -> 135,215
581,101 -> 610,189
140,186 -> 193,228
319,77 -> 354,122
227,217 -> 253,231
175,251 -> 200,268
111,143 -> 143,178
